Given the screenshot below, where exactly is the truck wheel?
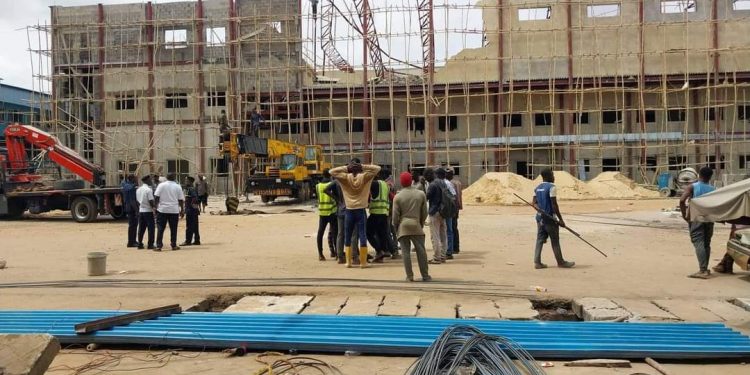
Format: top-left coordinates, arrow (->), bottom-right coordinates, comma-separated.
5,199 -> 26,220
53,180 -> 85,190
71,196 -> 99,223
261,195 -> 275,204
110,204 -> 126,220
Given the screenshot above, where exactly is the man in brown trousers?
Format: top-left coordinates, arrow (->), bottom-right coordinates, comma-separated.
392,172 -> 431,282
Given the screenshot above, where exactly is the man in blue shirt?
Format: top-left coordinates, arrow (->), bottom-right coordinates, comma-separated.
121,175 -> 139,248
531,169 -> 575,269
680,166 -> 716,279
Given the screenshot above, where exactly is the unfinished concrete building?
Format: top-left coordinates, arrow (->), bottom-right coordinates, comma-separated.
29,0 -> 750,187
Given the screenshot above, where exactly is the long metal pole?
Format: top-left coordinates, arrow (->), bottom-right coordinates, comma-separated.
513,193 -> 608,258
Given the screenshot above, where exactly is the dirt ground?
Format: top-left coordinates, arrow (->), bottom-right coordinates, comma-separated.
1,197 -> 749,374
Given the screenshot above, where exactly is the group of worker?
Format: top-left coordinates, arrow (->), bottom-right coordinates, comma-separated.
121,174 -> 209,251
314,159 -> 464,282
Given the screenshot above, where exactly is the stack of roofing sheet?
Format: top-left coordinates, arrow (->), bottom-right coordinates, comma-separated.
1,310 -> 749,359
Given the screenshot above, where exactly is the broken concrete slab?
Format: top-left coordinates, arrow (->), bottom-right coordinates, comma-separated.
698,300 -> 750,322
0,334 -> 60,375
224,295 -> 313,314
416,297 -> 457,318
338,295 -> 384,316
652,299 -> 723,322
614,299 -> 679,321
458,299 -> 500,319
377,295 -> 421,317
301,295 -> 348,315
734,298 -> 750,312
494,298 -> 538,320
572,298 -> 630,321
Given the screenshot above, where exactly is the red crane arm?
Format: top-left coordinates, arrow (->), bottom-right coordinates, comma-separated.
3,124 -> 106,186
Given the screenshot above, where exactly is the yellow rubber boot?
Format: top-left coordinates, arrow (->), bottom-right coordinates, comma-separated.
345,247 -> 353,268
359,246 -> 369,269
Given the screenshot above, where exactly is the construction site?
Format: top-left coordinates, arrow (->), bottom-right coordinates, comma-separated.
1,0 -> 750,374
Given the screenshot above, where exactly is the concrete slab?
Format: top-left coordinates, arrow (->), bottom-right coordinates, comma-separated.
338,295 -> 384,316
377,296 -> 421,317
614,299 -> 679,321
734,298 -> 750,311
457,299 -> 500,319
494,298 -> 538,320
416,297 -> 457,318
652,299 -> 723,322
224,295 -> 313,314
572,298 -> 630,321
699,300 -> 750,322
0,334 -> 60,375
301,295 -> 348,315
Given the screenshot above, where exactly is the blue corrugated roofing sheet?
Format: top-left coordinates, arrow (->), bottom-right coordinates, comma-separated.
0,84 -> 49,109
1,310 -> 750,359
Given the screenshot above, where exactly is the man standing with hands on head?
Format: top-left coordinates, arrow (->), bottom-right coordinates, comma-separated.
154,173 -> 185,251
136,175 -> 157,249
329,158 -> 381,268
392,172 -> 431,282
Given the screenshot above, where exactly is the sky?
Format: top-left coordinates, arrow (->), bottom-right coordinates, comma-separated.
0,0 -> 483,91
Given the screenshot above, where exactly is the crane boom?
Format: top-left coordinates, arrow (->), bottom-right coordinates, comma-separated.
3,124 -> 106,186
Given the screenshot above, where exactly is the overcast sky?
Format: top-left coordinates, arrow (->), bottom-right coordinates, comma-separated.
0,0 -> 482,91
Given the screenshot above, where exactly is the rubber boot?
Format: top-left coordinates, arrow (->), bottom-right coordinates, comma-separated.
359,246 -> 369,268
345,246 -> 353,268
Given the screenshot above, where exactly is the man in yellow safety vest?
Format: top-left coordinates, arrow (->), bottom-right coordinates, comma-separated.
368,171 -> 392,263
315,169 -> 337,261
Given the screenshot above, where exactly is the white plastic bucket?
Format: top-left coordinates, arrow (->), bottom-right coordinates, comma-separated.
87,252 -> 107,276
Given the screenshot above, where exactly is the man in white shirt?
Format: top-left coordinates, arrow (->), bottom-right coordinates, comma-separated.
154,173 -> 185,251
136,175 -> 157,249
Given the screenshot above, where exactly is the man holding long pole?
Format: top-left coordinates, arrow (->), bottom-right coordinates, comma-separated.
531,169 -> 575,269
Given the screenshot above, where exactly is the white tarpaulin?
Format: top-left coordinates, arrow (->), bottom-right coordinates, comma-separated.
689,178 -> 750,223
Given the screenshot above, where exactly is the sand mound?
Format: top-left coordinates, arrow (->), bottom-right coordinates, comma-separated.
467,170 -> 659,205
464,172 -> 535,204
588,172 -> 660,199
533,171 -> 596,200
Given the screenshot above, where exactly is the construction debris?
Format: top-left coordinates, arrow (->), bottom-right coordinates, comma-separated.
0,334 -> 60,375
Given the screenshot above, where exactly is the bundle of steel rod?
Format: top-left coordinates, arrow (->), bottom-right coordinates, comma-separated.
407,325 -> 547,375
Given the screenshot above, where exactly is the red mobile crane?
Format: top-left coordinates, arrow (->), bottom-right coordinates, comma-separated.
0,124 -> 126,222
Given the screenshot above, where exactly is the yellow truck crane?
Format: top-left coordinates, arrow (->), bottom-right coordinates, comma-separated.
220,134 -> 331,203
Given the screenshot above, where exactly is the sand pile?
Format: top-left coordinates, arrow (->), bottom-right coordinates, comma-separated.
466,170 -> 659,205
463,172 -> 535,204
587,172 -> 660,199
533,171 -> 596,200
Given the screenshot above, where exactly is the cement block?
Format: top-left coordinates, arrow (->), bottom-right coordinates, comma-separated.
573,298 -> 630,321
699,300 -> 750,322
338,295 -> 384,316
301,295 -> 348,315
0,334 -> 60,375
652,300 -> 723,322
377,296 -> 421,317
224,295 -> 313,314
614,299 -> 679,322
458,299 -> 500,319
734,298 -> 750,311
494,298 -> 538,320
417,298 -> 457,318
